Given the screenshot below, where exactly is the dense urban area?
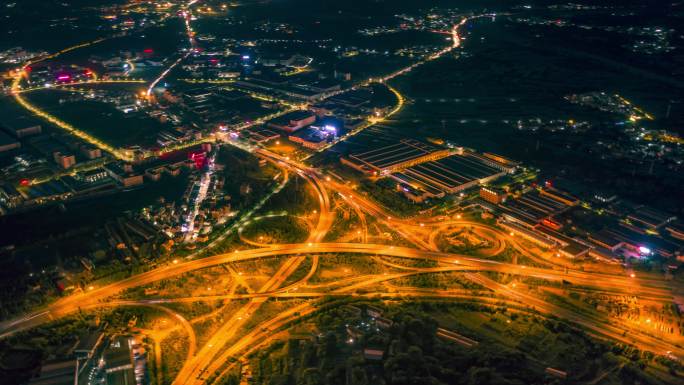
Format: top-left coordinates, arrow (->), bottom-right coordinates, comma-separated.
0,1 -> 683,385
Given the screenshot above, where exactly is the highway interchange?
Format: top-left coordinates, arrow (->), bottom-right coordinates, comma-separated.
2,150 -> 683,383
3,1 -> 683,384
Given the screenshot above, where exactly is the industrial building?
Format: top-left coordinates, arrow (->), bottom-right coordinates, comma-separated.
342,140 -> 515,202
267,110 -> 316,133
104,337 -> 135,385
326,88 -> 374,109
233,76 -> 337,102
491,185 -> 683,261
605,226 -> 681,259
539,187 -> 580,207
27,359 -> 78,385
627,206 -> 677,230
666,222 -> 684,241
342,139 -> 451,175
289,125 -> 338,150
499,219 -> 591,258
588,231 -> 625,252
74,330 -> 105,360
391,152 -> 510,201
242,127 -> 281,144
488,185 -> 596,258
498,189 -> 575,228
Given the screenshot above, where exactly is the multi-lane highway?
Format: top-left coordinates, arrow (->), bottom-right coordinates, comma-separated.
0,136 -> 680,381
4,3 -> 682,384
1,240 -> 677,336
172,150 -> 335,384
2,135 -> 681,377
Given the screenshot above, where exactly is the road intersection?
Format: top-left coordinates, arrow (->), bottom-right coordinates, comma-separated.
3,2 -> 682,383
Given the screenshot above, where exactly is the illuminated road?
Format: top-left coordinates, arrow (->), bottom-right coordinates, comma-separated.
147,55 -> 187,97
8,43 -> 133,160
1,242 -> 674,330
462,272 -> 678,355
307,14 -> 493,152
11,79 -> 130,160
13,79 -> 146,94
4,4 -> 682,383
172,150 -> 333,385
185,169 -> 290,260
92,300 -> 198,361
7,2 -> 198,162
2,139 -> 680,371
147,0 -> 200,97
7,33 -> 145,161
7,2 -> 477,167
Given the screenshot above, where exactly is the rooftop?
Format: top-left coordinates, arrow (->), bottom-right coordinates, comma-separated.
401,154 -> 502,190
104,336 -> 133,370
0,131 -> 19,146
588,230 -> 624,248
350,139 -> 441,171
1,114 -> 42,133
75,330 -> 104,353
628,206 -> 677,228
28,359 -> 77,385
268,110 -> 315,128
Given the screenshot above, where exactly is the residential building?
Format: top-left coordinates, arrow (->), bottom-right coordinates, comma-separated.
1,116 -> 42,138
105,164 -> 144,187
53,152 -> 76,169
